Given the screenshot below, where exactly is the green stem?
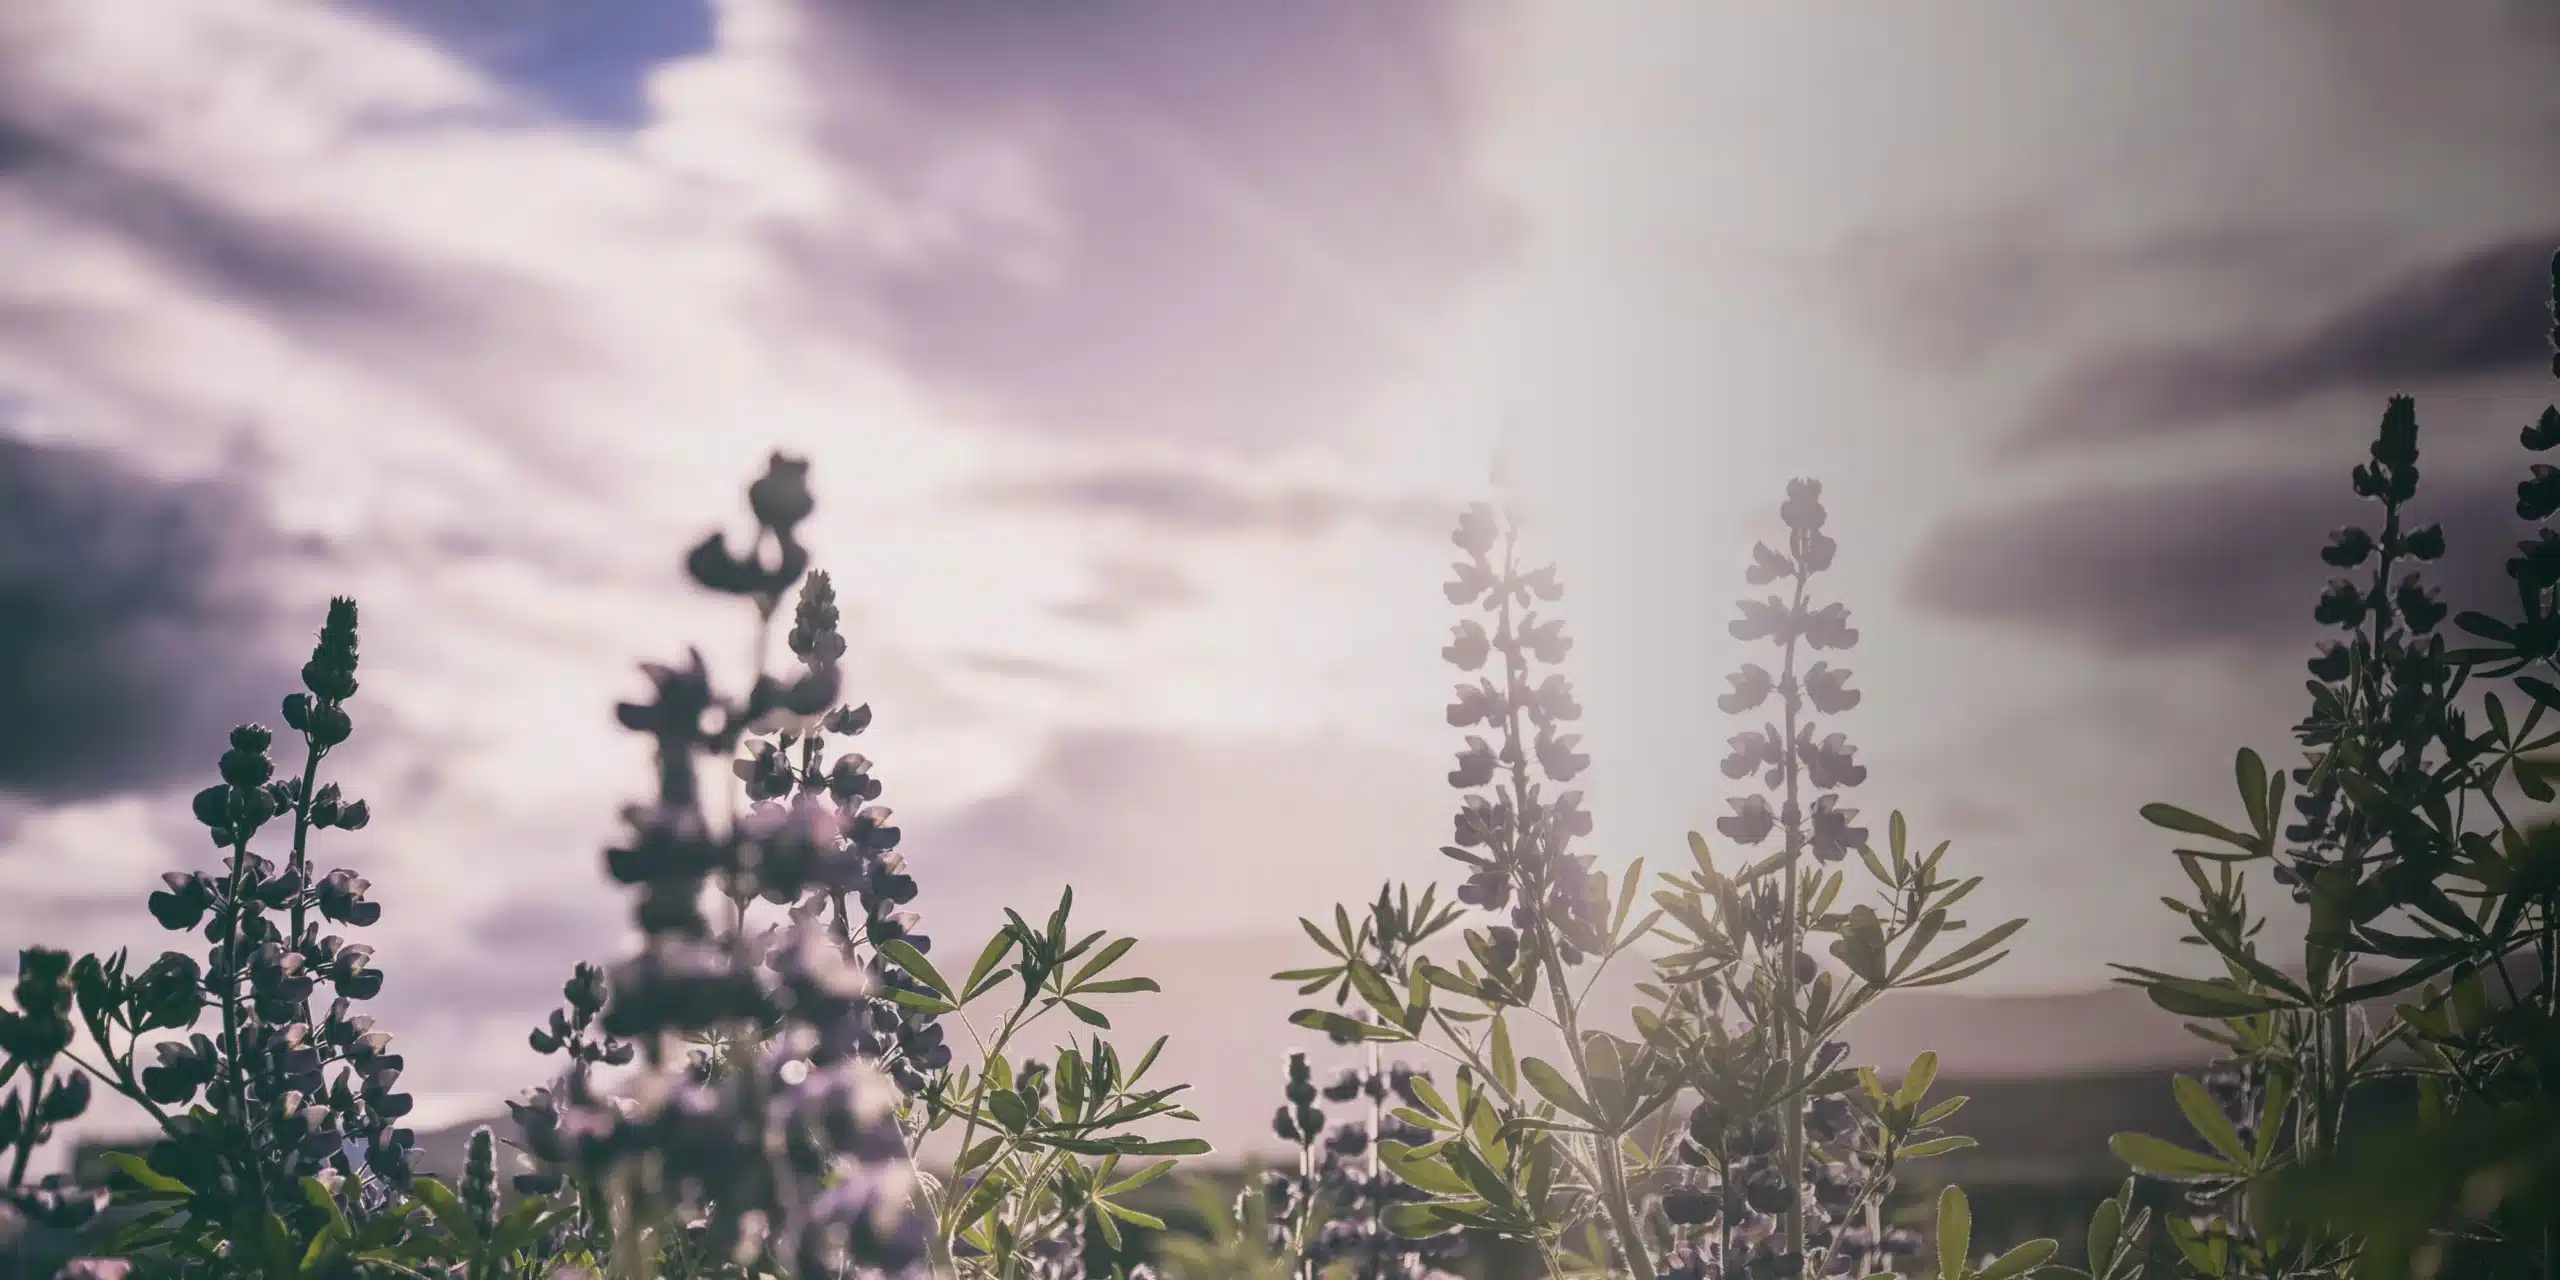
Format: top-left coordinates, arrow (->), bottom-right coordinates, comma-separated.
1778,569 -> 1809,1267
1489,518 -> 1653,1280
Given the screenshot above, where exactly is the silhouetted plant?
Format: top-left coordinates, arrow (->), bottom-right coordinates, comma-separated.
503,454 -> 1203,1280
2101,250 -> 2560,1279
1262,891 -> 1469,1279
1275,488 -> 2035,1280
0,598 -> 459,1278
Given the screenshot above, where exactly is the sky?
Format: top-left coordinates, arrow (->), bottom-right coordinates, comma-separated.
2,0 -> 2558,1146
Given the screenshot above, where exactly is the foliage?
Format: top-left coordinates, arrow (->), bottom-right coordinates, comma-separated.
3,455 -> 1205,1280
1263,486 -> 2035,1280
11,244 -> 2555,1280
2097,250 -> 2560,1279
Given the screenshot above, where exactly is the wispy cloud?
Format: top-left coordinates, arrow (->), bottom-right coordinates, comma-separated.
2015,234 -> 2560,453
1906,454 -> 2527,654
974,466 -> 1447,540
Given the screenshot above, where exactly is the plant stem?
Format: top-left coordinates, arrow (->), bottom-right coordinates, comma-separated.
1778,569 -> 1810,1267
1491,519 -> 1654,1280
219,830 -> 273,1215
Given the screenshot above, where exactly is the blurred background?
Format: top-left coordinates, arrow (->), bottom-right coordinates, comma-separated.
2,0 -> 2555,1246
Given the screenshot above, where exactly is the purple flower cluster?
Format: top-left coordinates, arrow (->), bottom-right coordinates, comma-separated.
1438,502 -> 1604,967
1715,481 -> 1866,866
1259,1051 -> 1463,1280
2282,397 -> 2454,902
509,455 -> 929,1278
144,600 -> 416,1222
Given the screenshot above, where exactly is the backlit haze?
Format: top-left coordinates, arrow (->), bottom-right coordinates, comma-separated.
3,0 -> 2555,1153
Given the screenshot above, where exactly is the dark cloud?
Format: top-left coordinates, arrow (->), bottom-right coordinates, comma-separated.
2017,233 -> 2560,452
1052,556 -> 1199,629
1906,447 -> 2531,653
353,0 -> 714,128
1834,215 -> 2387,375
974,467 -> 1445,539
0,431 -> 294,803
779,1 -> 1519,452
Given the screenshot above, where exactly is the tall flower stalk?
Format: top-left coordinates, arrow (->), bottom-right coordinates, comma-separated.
1280,483 -> 2032,1280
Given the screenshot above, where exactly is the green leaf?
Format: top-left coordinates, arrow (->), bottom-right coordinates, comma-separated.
2087,1196 -> 2124,1267
1099,1159 -> 1179,1198
1064,1000 -> 1111,1028
1936,1184 -> 1972,1280
1108,1137 -> 1212,1156
410,1178 -> 481,1250
105,1151 -> 191,1197
2234,749 -> 2270,835
989,1090 -> 1032,1133
877,937 -> 952,1000
2109,1131 -> 2238,1180
2140,803 -> 2256,852
886,988 -> 960,1016
1443,1143 -> 1519,1211
2174,1075 -> 2250,1164
1288,1009 -> 1409,1042
964,930 -> 1018,999
1097,1200 -> 1166,1231
2116,970 -> 2289,1018
1378,1142 -> 1473,1197
1299,917 -> 1343,958
488,1198 -> 551,1258
1901,917 -> 2027,987
1489,1015 -> 1518,1098
1073,976 -> 1161,995
1384,1202 -> 1468,1239
1348,959 -> 1407,1027
1520,1057 -> 1601,1126
1899,1136 -> 1977,1159
1976,1238 -> 2058,1280
1893,1051 -> 1939,1110
1069,936 -> 1137,989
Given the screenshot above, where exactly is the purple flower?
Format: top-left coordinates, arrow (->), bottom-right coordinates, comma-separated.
1720,664 -> 1775,713
1802,662 -> 1859,714
1718,796 -> 1775,846
1443,621 -> 1491,671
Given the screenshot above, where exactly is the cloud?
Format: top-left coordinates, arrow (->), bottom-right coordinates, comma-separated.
974,466 -> 1446,539
771,0 -> 1521,451
0,99 -> 502,346
922,728 -> 1452,940
1051,556 -> 1199,629
1906,453 -> 2529,654
0,431 -> 298,803
2016,233 -> 2560,452
1832,215 -> 2389,376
